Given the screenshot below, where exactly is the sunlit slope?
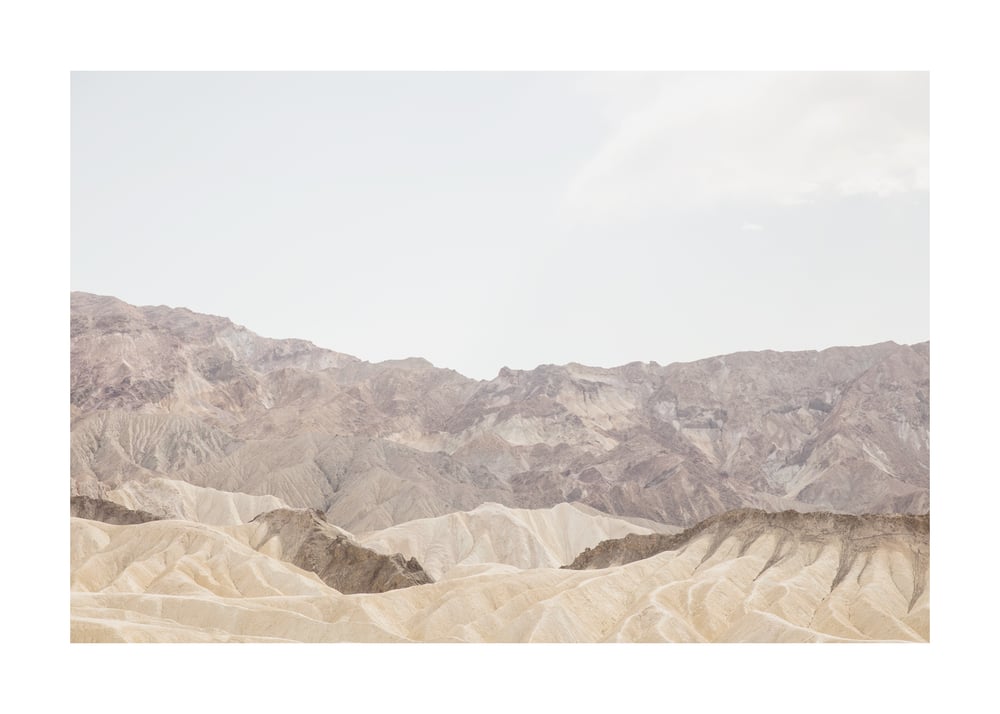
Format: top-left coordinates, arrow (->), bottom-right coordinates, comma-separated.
71,509 -> 927,642
105,477 -> 290,525
359,502 -> 678,579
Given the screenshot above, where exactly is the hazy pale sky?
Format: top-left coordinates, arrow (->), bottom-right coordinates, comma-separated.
71,72 -> 928,380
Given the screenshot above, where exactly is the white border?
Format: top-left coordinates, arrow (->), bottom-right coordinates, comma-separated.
3,1 -> 994,711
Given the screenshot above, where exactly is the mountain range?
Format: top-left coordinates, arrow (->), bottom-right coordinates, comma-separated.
69,292 -> 930,642
70,292 -> 929,531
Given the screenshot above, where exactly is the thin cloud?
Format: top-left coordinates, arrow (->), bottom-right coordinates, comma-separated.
741,222 -> 764,232
562,73 -> 928,224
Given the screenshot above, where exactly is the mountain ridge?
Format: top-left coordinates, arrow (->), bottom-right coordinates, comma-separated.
70,292 -> 929,530
71,290 -> 926,382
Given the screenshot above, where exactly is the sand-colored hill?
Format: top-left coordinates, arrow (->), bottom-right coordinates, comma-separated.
70,517 -> 333,598
359,501 -> 679,579
70,508 -> 928,642
71,504 -> 433,597
105,477 -> 290,525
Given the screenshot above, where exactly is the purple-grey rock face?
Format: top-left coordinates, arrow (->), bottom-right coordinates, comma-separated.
70,292 -> 928,530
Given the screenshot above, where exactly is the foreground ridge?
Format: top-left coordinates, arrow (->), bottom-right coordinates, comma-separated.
566,508 -> 929,601
71,504 -> 929,642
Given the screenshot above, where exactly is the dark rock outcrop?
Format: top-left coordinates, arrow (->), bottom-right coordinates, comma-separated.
564,507 -> 930,594
70,496 -> 163,525
250,509 -> 433,594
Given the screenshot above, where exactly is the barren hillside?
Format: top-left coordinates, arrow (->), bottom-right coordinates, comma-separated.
70,293 -> 929,530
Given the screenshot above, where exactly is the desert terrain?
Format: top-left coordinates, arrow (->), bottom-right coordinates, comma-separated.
70,293 -> 929,642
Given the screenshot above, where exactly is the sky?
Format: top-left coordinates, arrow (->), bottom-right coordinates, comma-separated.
71,72 -> 928,380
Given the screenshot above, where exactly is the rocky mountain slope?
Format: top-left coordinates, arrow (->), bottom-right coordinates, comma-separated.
565,508 -> 928,584
70,292 -> 929,530
70,496 -> 162,525
246,508 -> 432,594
